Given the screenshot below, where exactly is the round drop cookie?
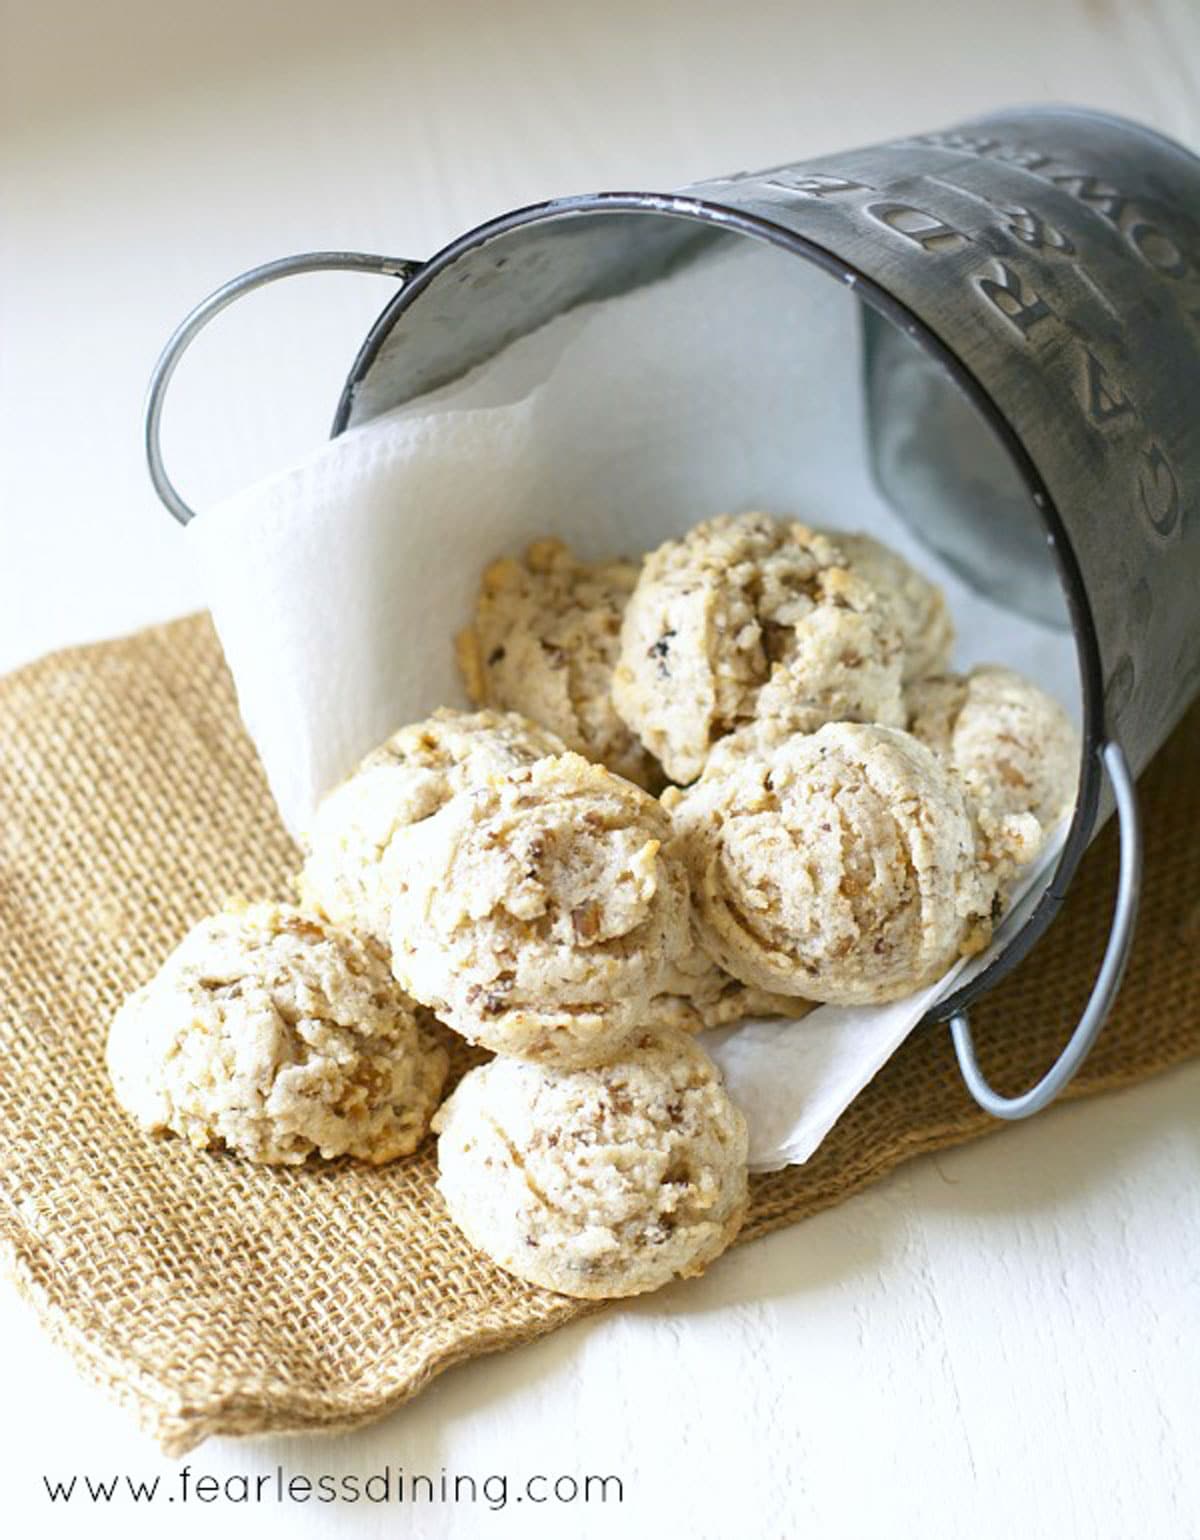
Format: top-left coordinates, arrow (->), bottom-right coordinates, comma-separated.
670,722 -> 991,1004
389,752 -> 692,1066
830,531 -> 955,682
905,665 -> 1080,879
299,708 -> 566,947
612,511 -> 904,784
433,1027 -> 749,1299
106,903 -> 448,1165
456,537 -> 662,790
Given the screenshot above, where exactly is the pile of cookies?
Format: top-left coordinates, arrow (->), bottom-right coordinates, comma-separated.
107,511 -> 1079,1300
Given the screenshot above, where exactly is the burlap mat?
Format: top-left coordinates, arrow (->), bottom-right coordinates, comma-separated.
0,615 -> 1197,1457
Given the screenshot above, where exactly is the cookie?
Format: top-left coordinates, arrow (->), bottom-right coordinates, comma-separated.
299,708 -> 566,946
433,1027 -> 748,1298
388,752 -> 692,1066
106,903 -> 448,1166
905,665 -> 1079,880
647,942 -> 815,1032
670,722 -> 991,1004
456,537 -> 662,790
612,511 -> 904,783
831,531 -> 955,682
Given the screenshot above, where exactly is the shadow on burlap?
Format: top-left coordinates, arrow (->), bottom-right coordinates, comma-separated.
0,615 -> 1196,1455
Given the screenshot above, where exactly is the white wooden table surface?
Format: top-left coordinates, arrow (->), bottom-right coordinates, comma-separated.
2,3 -> 1198,1536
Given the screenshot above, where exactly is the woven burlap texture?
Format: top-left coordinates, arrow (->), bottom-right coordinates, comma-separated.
0,615 -> 1196,1457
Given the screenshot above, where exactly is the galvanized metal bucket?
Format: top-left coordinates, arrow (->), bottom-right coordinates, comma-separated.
146,104 -> 1200,1120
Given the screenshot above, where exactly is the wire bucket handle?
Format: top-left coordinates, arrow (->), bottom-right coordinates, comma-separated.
144,250 -> 421,527
946,741 -> 1141,1119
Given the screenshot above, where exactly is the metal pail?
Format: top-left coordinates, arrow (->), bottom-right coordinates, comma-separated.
146,105 -> 1200,1118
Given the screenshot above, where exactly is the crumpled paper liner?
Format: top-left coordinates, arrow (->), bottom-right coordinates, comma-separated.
0,615 -> 1196,1457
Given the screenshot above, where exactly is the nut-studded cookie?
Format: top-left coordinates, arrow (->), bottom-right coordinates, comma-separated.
389,752 -> 692,1066
612,511 -> 904,783
107,903 -> 448,1165
646,942 -> 815,1032
905,664 -> 1079,881
668,722 -> 991,1004
433,1027 -> 748,1298
299,708 -> 566,947
456,536 -> 662,790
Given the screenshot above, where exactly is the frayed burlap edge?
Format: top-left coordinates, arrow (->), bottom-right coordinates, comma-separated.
0,615 -> 1196,1457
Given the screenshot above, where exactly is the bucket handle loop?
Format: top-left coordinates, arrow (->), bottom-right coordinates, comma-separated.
144,251 -> 421,527
948,739 -> 1141,1119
